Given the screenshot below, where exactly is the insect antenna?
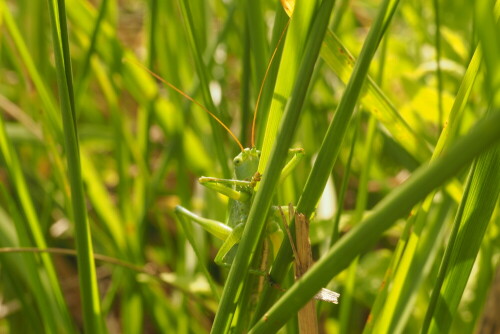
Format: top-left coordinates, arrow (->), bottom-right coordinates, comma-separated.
126,58 -> 245,151
250,19 -> 291,148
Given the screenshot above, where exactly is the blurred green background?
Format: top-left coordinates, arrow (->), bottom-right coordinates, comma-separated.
0,0 -> 499,333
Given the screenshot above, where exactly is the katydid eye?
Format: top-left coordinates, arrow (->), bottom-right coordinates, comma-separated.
234,157 -> 242,165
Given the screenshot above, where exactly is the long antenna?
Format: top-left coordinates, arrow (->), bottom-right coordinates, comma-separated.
126,58 -> 245,151
250,19 -> 291,148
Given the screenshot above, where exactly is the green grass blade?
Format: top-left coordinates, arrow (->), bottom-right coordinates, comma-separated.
433,0 -> 444,126
45,0 -> 104,332
371,195 -> 449,334
258,0 -> 321,173
366,38 -> 483,334
339,116 -> 378,333
249,110 -> 500,334
320,32 -> 429,162
242,0 -> 268,89
475,0 -> 500,106
211,1 -> 335,332
1,1 -> 62,138
0,117 -> 75,333
422,2 -> 500,331
330,114 -> 361,245
425,145 -> 500,334
253,0 -> 400,320
254,7 -> 290,148
74,0 -> 109,105
0,199 -> 51,332
297,0 -> 399,221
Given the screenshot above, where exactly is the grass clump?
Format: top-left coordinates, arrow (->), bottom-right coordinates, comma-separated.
0,0 -> 499,333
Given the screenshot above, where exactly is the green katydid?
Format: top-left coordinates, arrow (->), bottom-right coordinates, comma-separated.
129,21 -> 304,274
170,84 -> 304,268
170,45 -> 305,272
175,146 -> 304,270
130,34 -> 339,312
129,4 -> 340,317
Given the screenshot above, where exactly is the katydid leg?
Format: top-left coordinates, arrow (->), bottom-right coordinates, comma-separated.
176,205 -> 267,275
175,205 -> 231,240
279,148 -> 305,184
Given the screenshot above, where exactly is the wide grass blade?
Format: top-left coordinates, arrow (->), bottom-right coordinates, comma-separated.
258,0 -> 321,173
320,32 -> 429,162
249,110 -> 500,333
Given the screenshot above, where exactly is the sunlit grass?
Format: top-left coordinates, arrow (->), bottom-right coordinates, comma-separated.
0,0 -> 499,333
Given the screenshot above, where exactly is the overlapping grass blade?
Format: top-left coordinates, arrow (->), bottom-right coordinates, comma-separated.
250,109 -> 500,333
422,1 -> 500,332
423,145 -> 500,334
253,0 -> 400,321
0,119 -> 75,333
1,0 -> 499,332
258,0 -> 321,173
212,0 -> 333,332
365,40 -> 483,334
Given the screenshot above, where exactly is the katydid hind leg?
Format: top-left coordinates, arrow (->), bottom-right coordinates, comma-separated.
213,224 -> 268,276
174,205 -> 232,241
279,148 -> 305,184
175,206 -> 252,272
213,223 -> 244,267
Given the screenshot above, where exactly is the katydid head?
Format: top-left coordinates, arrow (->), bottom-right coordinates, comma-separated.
233,147 -> 260,180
